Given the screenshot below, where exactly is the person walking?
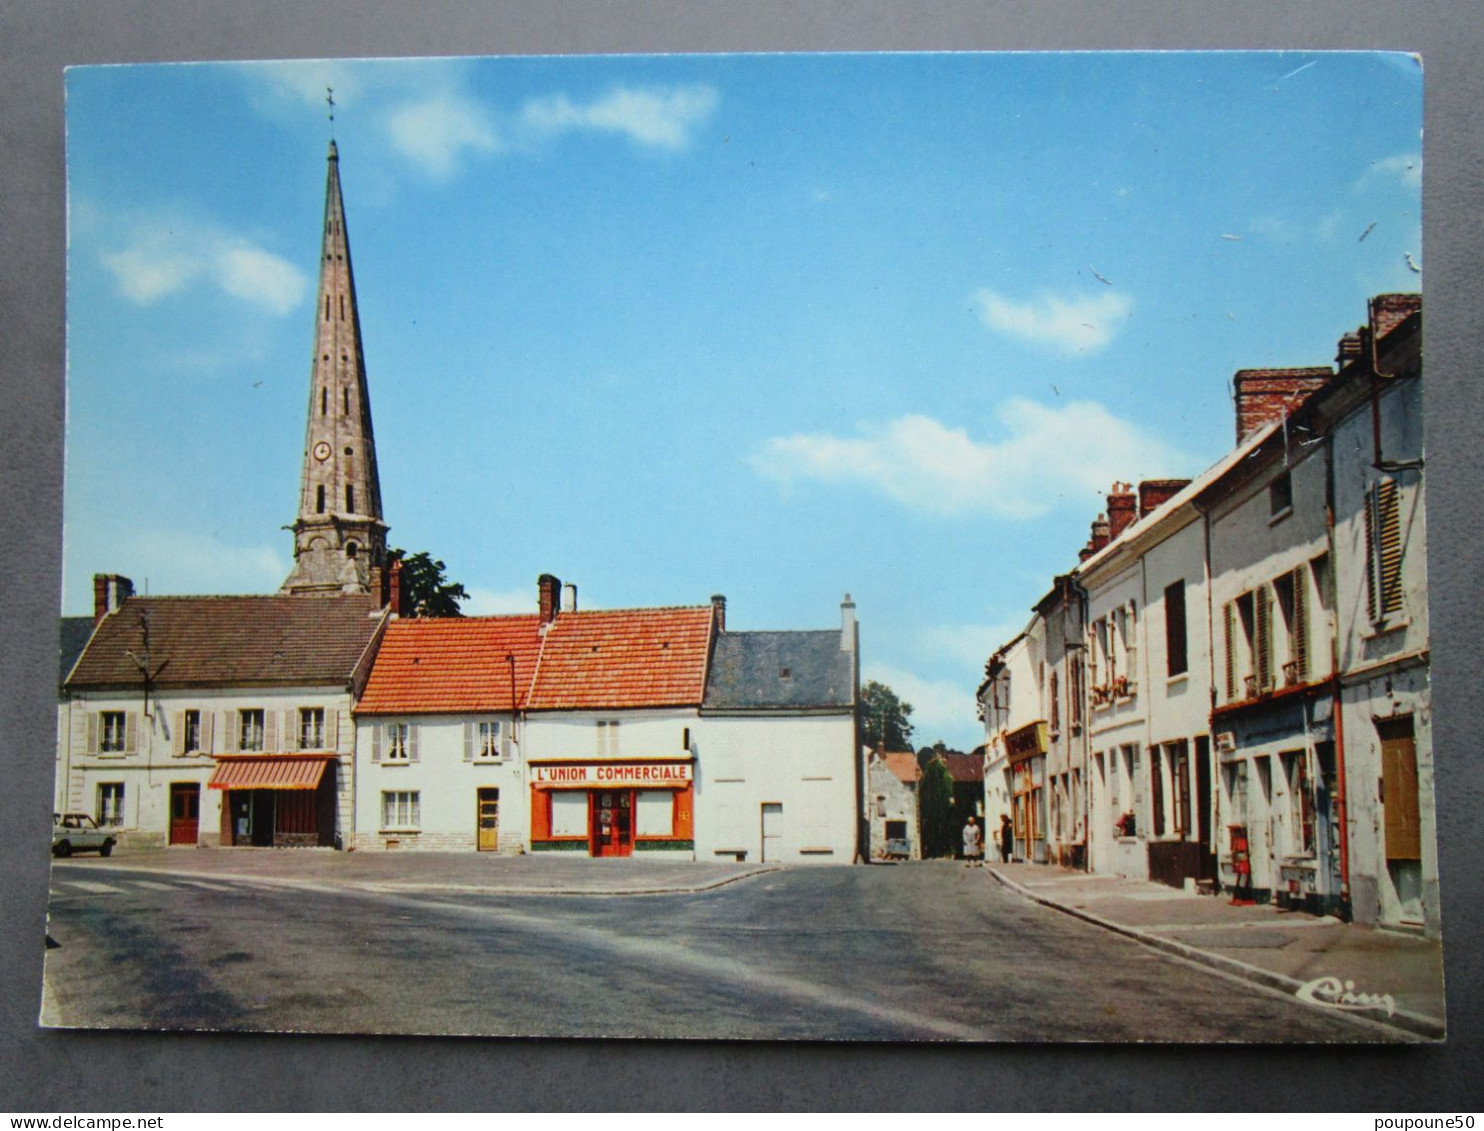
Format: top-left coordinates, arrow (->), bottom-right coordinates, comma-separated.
999,813 -> 1013,863
962,816 -> 983,867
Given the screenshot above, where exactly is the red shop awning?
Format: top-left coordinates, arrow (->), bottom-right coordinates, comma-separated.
208,755 -> 332,791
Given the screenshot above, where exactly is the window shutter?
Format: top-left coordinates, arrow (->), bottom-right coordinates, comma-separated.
409,723 -> 420,763
463,722 -> 474,762
325,708 -> 338,751
124,712 -> 138,754
173,711 -> 185,757
371,724 -> 382,763
224,712 -> 237,752
263,710 -> 277,753
1223,602 -> 1236,701
1291,566 -> 1309,682
1255,585 -> 1273,691
201,710 -> 214,754
502,722 -> 513,761
1364,486 -> 1380,621
1131,746 -> 1145,832
1376,478 -> 1403,616
86,712 -> 98,754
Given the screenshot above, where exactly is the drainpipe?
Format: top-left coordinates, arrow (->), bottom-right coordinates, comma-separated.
1068,573 -> 1093,873
1321,436 -> 1353,914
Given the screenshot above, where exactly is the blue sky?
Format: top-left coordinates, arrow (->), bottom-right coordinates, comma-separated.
63,52 -> 1421,749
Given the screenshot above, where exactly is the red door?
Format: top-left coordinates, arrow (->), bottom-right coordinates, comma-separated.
590,791 -> 633,857
169,783 -> 200,846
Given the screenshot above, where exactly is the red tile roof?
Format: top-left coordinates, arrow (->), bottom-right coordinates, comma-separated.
884,752 -> 921,785
356,615 -> 543,715
65,595 -> 387,690
356,605 -> 715,715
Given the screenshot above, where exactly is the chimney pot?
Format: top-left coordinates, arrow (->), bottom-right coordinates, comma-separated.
840,592 -> 857,651
1090,513 -> 1112,553
562,583 -> 578,614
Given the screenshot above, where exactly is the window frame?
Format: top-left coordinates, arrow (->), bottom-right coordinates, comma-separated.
299,707 -> 325,751
98,782 -> 125,827
100,711 -> 127,753
380,790 -> 420,831
239,709 -> 266,753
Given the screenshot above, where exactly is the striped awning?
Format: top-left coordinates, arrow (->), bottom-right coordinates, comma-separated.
208,756 -> 332,791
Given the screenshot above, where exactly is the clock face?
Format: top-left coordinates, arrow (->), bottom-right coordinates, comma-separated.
313,441 -> 332,461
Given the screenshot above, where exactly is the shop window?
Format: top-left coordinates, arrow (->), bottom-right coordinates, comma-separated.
183,709 -> 201,754
239,709 -> 265,752
299,707 -> 325,750
1282,750 -> 1316,856
381,790 -> 420,831
551,792 -> 587,837
636,791 -> 674,837
98,782 -> 125,827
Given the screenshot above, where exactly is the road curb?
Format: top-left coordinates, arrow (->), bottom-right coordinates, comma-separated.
987,866 -> 1445,1042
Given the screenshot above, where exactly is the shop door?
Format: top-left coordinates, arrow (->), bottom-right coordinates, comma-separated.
250,791 -> 276,847
477,788 -> 500,852
761,803 -> 783,861
591,791 -> 633,857
169,783 -> 199,846
1378,716 -> 1423,923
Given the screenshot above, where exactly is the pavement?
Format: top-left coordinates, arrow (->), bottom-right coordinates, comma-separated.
59,845 -> 778,897
986,860 -> 1446,1040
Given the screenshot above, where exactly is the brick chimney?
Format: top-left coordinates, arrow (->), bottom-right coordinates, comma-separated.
92,574 -> 134,624
710,594 -> 726,632
1233,368 -> 1332,444
1369,293 -> 1422,340
1106,483 -> 1138,541
1336,331 -> 1364,368
1088,513 -> 1111,554
538,574 -> 561,625
1138,478 -> 1191,519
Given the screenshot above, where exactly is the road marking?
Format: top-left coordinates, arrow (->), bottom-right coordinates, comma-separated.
60,880 -> 124,894
129,880 -> 181,892
178,879 -> 238,892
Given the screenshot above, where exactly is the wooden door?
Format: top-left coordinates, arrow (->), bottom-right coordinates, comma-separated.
761,802 -> 783,862
591,791 -> 633,857
477,788 -> 500,852
1378,717 -> 1421,860
169,782 -> 199,846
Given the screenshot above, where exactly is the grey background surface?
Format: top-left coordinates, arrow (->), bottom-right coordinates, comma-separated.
2,1 -> 1480,1112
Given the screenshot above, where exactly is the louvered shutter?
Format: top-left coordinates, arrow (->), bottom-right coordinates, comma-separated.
463,722 -> 474,762
1255,586 -> 1273,692
1131,746 -> 1145,832
201,710 -> 214,754
408,723 -> 420,763
1223,603 -> 1236,701
502,721 -> 513,761
263,710 -> 277,753
325,708 -> 338,751
173,711 -> 186,757
224,712 -> 237,752
124,712 -> 138,755
86,712 -> 98,754
371,724 -> 382,763
1376,478 -> 1403,616
1364,486 -> 1380,621
1291,566 -> 1309,682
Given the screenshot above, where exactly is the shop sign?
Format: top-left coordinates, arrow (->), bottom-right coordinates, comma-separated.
1004,721 -> 1048,763
532,762 -> 693,787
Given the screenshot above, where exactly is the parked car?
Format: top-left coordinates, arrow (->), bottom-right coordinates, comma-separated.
52,813 -> 116,857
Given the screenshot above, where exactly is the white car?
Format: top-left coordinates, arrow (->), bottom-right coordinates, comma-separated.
52,813 -> 117,858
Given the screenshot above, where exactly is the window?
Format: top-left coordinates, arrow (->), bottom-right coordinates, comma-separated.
100,711 -> 127,753
636,791 -> 675,837
1283,751 -> 1316,856
239,709 -> 265,752
346,484 -> 355,512
1168,740 -> 1191,837
551,792 -> 587,837
98,782 -> 125,827
316,484 -> 326,514
477,720 -> 502,760
1275,567 -> 1309,685
343,387 -> 350,415
299,708 -> 325,750
321,387 -> 327,415
1269,471 -> 1293,517
382,723 -> 410,761
1048,669 -> 1060,733
1067,654 -> 1083,732
381,790 -> 420,830
1365,478 -> 1404,622
885,819 -> 907,840
183,709 -> 201,754
1149,745 -> 1166,837
1164,580 -> 1188,677
596,719 -> 620,756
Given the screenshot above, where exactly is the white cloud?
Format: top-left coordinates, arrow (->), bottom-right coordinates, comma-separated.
99,218 -> 308,314
918,620 -> 1029,668
972,288 -> 1133,355
521,84 -> 719,149
463,586 -> 537,616
1361,153 -> 1422,190
750,400 -> 1194,519
386,93 -> 499,181
865,663 -> 981,751
96,529 -> 289,597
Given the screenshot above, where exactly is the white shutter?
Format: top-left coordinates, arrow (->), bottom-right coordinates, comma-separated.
201,711 -> 215,754
264,710 -> 278,753
463,722 -> 474,762
224,712 -> 238,753
409,723 -> 420,763
124,712 -> 138,755
86,712 -> 98,754
325,708 -> 339,751
173,711 -> 186,757
371,724 -> 382,763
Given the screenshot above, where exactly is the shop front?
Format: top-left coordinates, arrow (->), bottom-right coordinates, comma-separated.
209,754 -> 339,848
529,759 -> 694,857
1005,721 -> 1048,863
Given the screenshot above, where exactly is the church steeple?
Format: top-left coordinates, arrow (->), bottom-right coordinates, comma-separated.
281,140 -> 389,596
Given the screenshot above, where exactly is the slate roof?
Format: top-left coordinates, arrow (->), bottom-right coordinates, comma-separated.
357,605 -> 715,715
702,630 -> 854,711
65,595 -> 387,690
59,617 -> 96,687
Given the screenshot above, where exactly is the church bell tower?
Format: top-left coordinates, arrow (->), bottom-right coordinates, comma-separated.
282,140 -> 389,596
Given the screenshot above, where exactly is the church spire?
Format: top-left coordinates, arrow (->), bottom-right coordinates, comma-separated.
281,140 -> 389,596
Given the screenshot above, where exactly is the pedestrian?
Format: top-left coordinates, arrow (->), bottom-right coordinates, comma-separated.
962,816 -> 983,867
999,813 -> 1013,863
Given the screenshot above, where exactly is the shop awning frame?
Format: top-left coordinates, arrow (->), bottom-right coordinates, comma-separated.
207,755 -> 333,791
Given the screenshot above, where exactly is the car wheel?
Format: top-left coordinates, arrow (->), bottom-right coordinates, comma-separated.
53,841 -> 71,858
100,841 -> 114,858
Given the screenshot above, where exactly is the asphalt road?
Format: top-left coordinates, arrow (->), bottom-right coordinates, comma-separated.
42,859 -> 1393,1042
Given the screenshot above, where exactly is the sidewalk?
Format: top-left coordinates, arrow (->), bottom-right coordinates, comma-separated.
987,861 -> 1445,1040
57,846 -> 777,897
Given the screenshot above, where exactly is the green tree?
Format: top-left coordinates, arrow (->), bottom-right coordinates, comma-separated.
860,679 -> 914,750
390,549 -> 469,618
918,755 -> 956,858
